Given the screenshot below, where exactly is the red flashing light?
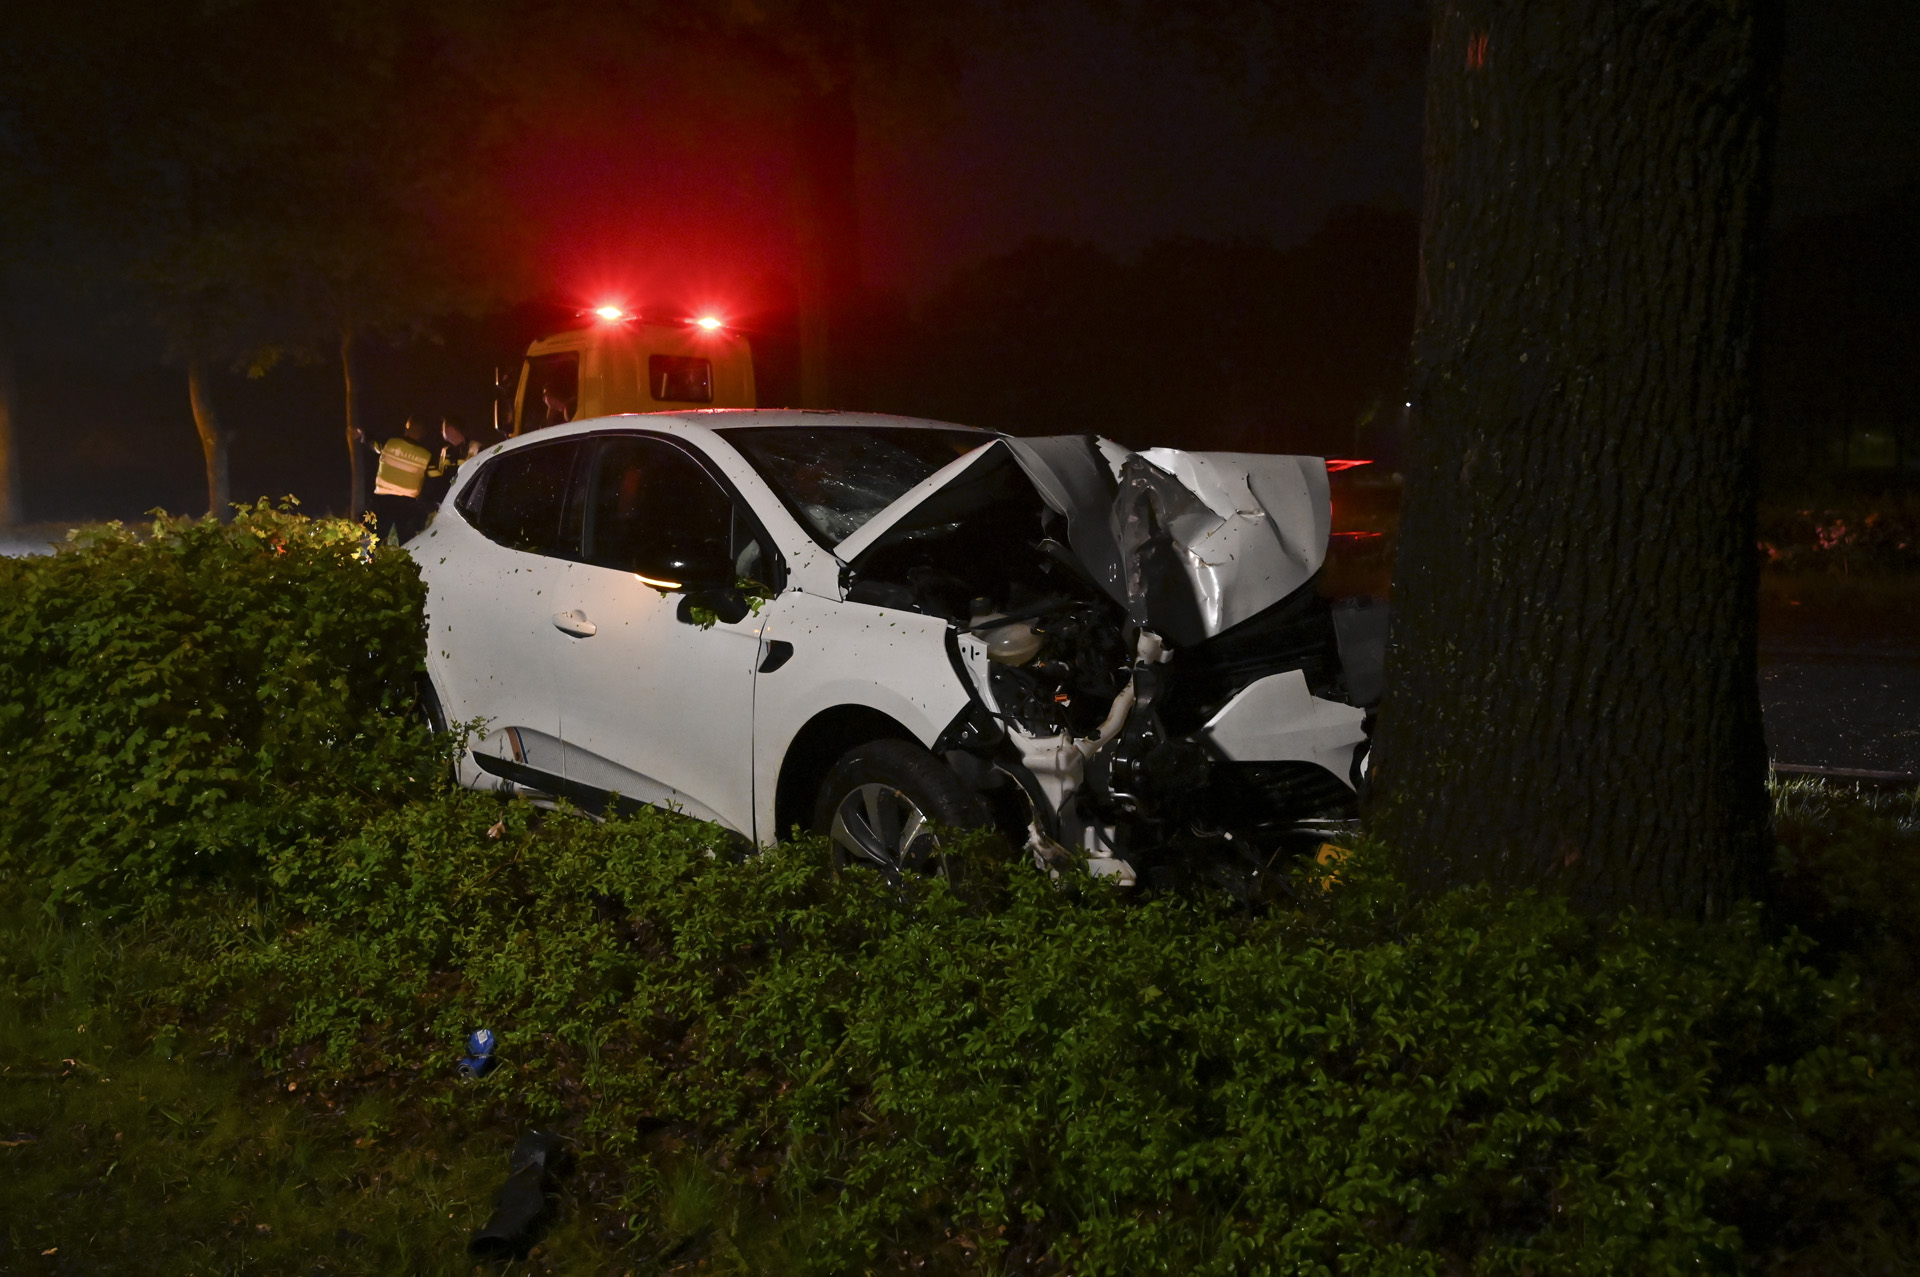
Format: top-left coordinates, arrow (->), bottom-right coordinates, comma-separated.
1325,459 -> 1372,472
594,305 -> 626,321
693,315 -> 724,331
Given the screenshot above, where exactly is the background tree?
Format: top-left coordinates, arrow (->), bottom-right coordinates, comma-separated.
866,209 -> 1418,453
1,0 -> 513,521
1366,0 -> 1779,916
3,0 -> 285,521
262,37 -> 520,521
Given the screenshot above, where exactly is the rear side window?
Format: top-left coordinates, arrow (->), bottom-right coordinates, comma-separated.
459,440 -> 584,557
648,354 -> 712,403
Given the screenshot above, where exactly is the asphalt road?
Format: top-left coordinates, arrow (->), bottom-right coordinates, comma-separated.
1761,645 -> 1920,777
0,529 -> 64,558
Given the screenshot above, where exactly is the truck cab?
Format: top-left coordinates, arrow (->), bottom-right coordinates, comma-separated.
509,314 -> 756,436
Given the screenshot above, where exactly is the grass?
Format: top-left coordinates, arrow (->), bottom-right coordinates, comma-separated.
0,827 -> 883,1277
0,897 -> 633,1276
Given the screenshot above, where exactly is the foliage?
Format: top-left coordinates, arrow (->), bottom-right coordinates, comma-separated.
0,502 -> 436,905
1758,495 -> 1920,574
684,580 -> 773,630
2,509 -> 1917,1271
126,797 -> 1907,1275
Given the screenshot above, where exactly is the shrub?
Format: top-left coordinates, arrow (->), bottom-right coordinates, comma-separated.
1757,497 -> 1920,573
164,797 -> 1919,1274
0,502 -> 437,905
2,507 -> 1916,1271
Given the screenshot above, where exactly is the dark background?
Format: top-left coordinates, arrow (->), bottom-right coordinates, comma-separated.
7,0 -> 1917,524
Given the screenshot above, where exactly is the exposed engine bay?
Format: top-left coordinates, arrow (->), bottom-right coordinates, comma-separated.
830,433 -> 1376,890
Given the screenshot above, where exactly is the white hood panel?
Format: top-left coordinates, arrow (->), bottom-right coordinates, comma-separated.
844,432 -> 1333,647
1136,449 -> 1330,639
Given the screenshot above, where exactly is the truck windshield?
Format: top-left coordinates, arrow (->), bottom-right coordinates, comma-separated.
719,425 -> 987,547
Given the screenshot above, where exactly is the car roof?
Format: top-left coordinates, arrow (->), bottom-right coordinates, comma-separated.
497,408 -> 995,453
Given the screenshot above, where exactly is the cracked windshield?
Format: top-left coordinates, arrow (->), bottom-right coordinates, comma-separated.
720,425 -> 985,546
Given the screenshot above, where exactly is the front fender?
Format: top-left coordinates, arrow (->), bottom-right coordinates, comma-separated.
750,591 -> 970,843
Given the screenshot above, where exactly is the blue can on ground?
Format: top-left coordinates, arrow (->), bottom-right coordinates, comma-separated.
459,1028 -> 497,1078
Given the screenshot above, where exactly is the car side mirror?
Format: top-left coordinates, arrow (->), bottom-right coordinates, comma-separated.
650,546 -> 747,627
676,588 -> 751,627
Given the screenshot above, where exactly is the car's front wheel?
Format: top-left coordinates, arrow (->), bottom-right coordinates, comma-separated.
811,738 -> 990,880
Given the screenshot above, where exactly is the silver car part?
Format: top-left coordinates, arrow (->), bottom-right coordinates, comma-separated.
830,782 -> 939,875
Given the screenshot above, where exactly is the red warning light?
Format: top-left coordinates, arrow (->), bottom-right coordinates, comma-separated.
593,305 -> 626,321
693,316 -> 724,331
1325,459 -> 1373,472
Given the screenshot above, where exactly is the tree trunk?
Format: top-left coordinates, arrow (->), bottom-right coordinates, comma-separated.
1368,0 -> 1779,918
186,358 -> 231,523
790,80 -> 861,409
0,316 -> 20,528
342,326 -> 364,521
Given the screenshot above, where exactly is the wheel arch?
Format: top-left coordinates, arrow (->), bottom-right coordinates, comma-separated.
773,704 -> 920,842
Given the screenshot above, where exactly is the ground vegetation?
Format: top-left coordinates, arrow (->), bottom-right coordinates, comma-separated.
2,513 -> 1916,1273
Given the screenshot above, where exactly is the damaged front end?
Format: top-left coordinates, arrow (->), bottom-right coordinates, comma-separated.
833,433 -> 1375,891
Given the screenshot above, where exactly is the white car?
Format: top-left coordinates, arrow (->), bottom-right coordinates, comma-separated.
414,410 -> 1372,888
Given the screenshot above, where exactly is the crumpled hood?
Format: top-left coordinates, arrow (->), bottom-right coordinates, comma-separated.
839,432 -> 1330,647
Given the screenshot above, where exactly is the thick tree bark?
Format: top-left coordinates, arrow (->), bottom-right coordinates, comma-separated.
0,317 -> 19,528
186,358 -> 231,523
342,326 -> 364,521
1369,0 -> 1779,917
790,81 -> 861,409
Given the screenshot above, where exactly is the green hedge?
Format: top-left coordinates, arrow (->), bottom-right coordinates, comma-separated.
160,796 -> 1914,1274
3,509 -> 1917,1272
0,503 -> 435,904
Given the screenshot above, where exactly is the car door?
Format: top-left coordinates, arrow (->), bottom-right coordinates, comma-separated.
551,433 -> 776,837
425,435 -> 586,789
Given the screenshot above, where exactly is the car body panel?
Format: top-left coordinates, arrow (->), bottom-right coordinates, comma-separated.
749,589 -> 972,840
415,508 -> 570,787
551,558 -> 766,836
1200,669 -> 1368,778
1134,448 -> 1330,636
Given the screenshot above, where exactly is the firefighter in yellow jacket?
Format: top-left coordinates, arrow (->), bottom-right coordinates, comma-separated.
357,416 -> 435,542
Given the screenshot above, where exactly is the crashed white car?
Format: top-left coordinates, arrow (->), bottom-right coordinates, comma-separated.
415,411 -> 1374,888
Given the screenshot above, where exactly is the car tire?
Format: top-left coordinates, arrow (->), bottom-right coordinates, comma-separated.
811,738 -> 991,879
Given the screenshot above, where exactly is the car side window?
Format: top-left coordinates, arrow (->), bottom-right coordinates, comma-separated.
583,436 -> 780,590
461,440 -> 584,558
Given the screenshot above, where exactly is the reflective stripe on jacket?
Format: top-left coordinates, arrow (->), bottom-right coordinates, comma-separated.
374,439 -> 432,496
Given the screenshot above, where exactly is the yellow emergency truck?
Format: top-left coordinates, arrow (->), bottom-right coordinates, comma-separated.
506,310 -> 757,436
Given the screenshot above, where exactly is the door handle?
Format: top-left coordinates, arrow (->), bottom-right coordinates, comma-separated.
759,639 -> 795,673
552,609 -> 597,637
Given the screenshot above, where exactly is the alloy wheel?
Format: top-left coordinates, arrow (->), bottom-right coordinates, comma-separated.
829,782 -> 940,876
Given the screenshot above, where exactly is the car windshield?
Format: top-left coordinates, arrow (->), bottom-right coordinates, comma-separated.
719,425 -> 989,547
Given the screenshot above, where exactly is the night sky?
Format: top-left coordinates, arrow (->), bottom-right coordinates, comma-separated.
10,0 -> 1919,525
